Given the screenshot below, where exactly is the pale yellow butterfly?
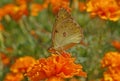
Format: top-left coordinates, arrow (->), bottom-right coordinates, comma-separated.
49,8 -> 83,54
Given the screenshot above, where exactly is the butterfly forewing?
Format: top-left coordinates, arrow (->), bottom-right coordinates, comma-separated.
52,8 -> 83,51
54,8 -> 71,23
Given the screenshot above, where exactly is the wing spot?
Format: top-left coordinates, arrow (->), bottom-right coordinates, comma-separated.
55,30 -> 58,33
63,32 -> 67,37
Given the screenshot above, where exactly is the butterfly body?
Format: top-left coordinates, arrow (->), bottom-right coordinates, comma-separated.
49,8 -> 83,54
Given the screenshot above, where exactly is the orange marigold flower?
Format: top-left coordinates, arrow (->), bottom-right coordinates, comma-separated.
4,4 -> 28,21
4,73 -> 24,81
3,4 -> 16,15
48,0 -> 71,14
101,52 -> 120,81
101,52 -> 120,68
27,52 -> 86,81
10,56 -> 36,73
15,0 -> 33,5
78,2 -> 86,12
112,40 -> 120,50
102,71 -> 120,81
0,52 -> 10,66
86,0 -> 120,21
9,4 -> 28,21
0,8 -> 5,21
30,3 -> 45,16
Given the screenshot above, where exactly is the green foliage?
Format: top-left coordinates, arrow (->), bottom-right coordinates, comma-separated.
0,0 -> 120,81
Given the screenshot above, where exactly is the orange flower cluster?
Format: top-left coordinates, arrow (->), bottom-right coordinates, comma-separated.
0,0 -> 71,21
10,56 -> 36,73
15,0 -> 33,5
31,3 -> 46,16
112,40 -> 120,50
0,3 -> 28,21
47,0 -> 71,14
4,73 -> 24,81
0,0 -> 46,21
27,52 -> 86,81
86,0 -> 120,21
101,52 -> 120,81
3,56 -> 36,81
78,2 -> 86,12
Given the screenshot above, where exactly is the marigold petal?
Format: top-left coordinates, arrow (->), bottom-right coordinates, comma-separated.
101,52 -> 120,81
4,73 -> 23,81
46,77 -> 64,81
10,56 -> 36,73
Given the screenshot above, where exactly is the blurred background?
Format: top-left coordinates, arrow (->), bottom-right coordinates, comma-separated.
0,0 -> 120,81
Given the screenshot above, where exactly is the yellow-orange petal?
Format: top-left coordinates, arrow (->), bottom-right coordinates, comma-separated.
78,2 -> 86,12
101,52 -> 120,68
30,3 -> 44,16
10,4 -> 28,21
49,0 -> 71,14
10,56 -> 36,73
4,73 -> 24,81
46,77 -> 64,81
15,0 -> 33,5
101,52 -> 120,81
3,4 -> 16,15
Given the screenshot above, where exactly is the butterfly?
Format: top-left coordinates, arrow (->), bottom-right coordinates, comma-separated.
49,8 -> 84,54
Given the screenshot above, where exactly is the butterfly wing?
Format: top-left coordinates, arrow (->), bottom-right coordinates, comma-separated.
52,8 -> 83,51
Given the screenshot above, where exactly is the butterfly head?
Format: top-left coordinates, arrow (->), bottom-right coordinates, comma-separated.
48,47 -> 66,54
48,47 -> 60,54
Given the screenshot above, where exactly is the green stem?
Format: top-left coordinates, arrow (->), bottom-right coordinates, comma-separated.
29,16 -> 50,34
18,19 -> 35,46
